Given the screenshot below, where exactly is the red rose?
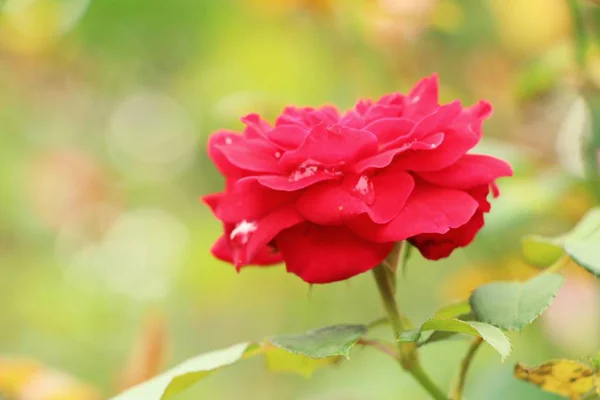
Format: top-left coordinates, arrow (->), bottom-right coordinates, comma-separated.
203,75 -> 512,283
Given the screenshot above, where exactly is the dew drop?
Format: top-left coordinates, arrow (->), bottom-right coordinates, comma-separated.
229,220 -> 257,268
353,175 -> 375,205
411,95 -> 421,103
224,137 -> 233,145
230,220 -> 257,246
289,160 -> 320,182
275,151 -> 281,159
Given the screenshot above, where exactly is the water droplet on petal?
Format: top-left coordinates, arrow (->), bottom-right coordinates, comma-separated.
229,220 -> 257,267
275,151 -> 281,159
412,95 -> 421,103
353,175 -> 375,205
224,137 -> 233,145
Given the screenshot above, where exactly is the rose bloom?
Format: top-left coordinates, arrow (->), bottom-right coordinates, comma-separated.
203,75 -> 512,284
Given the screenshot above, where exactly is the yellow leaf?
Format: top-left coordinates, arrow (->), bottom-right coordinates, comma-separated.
514,360 -> 596,400
263,347 -> 340,378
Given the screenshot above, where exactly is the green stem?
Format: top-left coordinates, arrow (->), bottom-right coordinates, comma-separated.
450,337 -> 483,400
372,265 -> 448,400
567,0 -> 589,69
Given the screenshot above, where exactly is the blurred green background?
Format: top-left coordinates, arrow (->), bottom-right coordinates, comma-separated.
1,0 -> 600,399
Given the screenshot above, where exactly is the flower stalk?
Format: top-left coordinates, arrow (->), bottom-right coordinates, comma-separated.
450,337 -> 483,400
372,265 -> 448,400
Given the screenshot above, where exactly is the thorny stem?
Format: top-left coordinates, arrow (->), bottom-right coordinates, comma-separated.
372,265 -> 448,400
450,337 -> 484,400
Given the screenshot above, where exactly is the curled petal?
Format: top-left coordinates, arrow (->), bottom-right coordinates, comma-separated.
267,125 -> 308,150
404,74 -> 439,117
217,138 -> 282,173
276,223 -> 394,284
393,124 -> 479,171
409,184 -> 493,259
353,134 -> 443,173
231,204 -> 304,267
364,118 -> 414,146
239,169 -> 340,192
203,182 -> 295,223
349,184 -> 479,242
418,154 -> 513,189
207,131 -> 246,177
211,235 -> 283,266
280,124 -> 378,168
241,113 -> 271,139
409,212 -> 485,260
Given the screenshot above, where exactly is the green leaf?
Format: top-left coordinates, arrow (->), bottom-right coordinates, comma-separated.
110,325 -> 367,399
469,273 -> 564,331
268,325 -> 367,360
111,342 -> 255,400
434,302 -> 472,318
398,318 -> 511,360
521,235 -> 564,268
565,229 -> 600,276
563,208 -> 600,275
264,347 -> 340,378
522,208 -> 600,270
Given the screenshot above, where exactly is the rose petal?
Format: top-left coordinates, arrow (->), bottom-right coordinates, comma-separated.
349,184 -> 479,242
418,154 -> 513,189
455,101 -> 492,138
276,223 -> 394,283
207,131 -> 247,176
204,181 -> 295,223
241,113 -> 271,139
369,169 -> 415,223
233,204 -> 304,266
393,124 -> 479,171
409,211 -> 485,260
364,118 -> 414,146
404,74 -> 439,117
353,146 -> 412,173
267,125 -> 308,150
296,182 -> 369,225
211,235 -> 283,266
280,124 -> 378,168
238,169 -> 340,192
217,138 -> 282,173
352,134 -> 443,173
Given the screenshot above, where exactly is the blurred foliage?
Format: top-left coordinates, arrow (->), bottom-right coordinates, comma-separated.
1,0 -> 600,399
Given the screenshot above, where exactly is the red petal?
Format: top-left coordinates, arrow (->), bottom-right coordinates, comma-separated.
369,169 -> 415,223
217,138 -> 281,173
267,125 -> 307,150
418,154 -> 513,189
234,204 -> 304,266
211,236 -> 283,266
353,134 -> 443,173
364,118 -> 414,146
276,223 -> 394,283
349,184 -> 479,242
280,124 -> 378,168
207,131 -> 246,176
296,182 -> 369,225
393,124 -> 479,171
409,212 -> 485,260
239,170 -> 340,192
205,181 -> 295,223
241,113 -> 271,139
404,74 -> 439,117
